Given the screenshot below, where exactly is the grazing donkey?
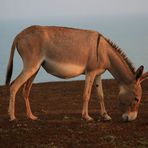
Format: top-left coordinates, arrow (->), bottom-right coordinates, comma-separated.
6,26 -> 148,122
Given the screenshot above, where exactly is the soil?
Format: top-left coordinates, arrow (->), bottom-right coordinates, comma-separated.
0,79 -> 148,148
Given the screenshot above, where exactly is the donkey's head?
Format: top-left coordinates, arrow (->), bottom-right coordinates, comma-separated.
118,66 -> 148,122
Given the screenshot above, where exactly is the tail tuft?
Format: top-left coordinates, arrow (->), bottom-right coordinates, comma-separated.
5,38 -> 17,85
5,63 -> 13,85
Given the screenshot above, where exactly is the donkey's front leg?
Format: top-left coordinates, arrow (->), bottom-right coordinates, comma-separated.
82,72 -> 96,122
95,75 -> 111,121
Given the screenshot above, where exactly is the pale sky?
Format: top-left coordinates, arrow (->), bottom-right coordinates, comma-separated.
0,0 -> 148,83
0,0 -> 148,20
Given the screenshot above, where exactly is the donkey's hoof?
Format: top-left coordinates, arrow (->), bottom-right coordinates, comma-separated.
82,116 -> 94,122
9,117 -> 17,122
28,115 -> 38,120
102,114 -> 112,121
87,117 -> 94,122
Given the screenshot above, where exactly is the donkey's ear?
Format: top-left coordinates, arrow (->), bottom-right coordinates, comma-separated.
135,65 -> 144,81
139,72 -> 148,83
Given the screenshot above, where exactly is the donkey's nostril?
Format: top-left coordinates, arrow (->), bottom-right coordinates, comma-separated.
122,114 -> 128,122
134,97 -> 139,102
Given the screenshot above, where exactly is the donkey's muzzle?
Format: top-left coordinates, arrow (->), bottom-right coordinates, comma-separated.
122,111 -> 138,122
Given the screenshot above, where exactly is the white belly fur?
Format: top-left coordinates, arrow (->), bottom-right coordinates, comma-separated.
42,59 -> 85,79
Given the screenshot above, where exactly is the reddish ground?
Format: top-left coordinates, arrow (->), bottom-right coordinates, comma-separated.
0,79 -> 148,148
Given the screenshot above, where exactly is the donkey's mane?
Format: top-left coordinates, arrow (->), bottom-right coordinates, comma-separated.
105,37 -> 136,74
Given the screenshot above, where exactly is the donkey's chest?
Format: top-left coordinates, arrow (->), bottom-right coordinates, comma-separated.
42,59 -> 85,78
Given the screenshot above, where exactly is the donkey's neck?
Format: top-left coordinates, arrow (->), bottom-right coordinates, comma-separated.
107,45 -> 135,85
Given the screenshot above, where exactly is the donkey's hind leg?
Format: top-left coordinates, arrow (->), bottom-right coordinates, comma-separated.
23,72 -> 38,120
9,67 -> 40,121
95,75 -> 111,121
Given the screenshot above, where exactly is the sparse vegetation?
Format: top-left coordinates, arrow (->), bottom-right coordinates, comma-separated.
0,80 -> 147,147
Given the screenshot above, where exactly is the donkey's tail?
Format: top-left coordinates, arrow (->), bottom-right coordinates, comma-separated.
5,37 -> 18,85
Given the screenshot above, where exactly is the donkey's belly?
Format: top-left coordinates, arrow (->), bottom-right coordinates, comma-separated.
42,59 -> 85,79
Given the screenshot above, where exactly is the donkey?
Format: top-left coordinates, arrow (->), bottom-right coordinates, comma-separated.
6,26 -> 148,122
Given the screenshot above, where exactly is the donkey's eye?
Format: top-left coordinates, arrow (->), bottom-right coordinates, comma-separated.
134,97 -> 139,102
